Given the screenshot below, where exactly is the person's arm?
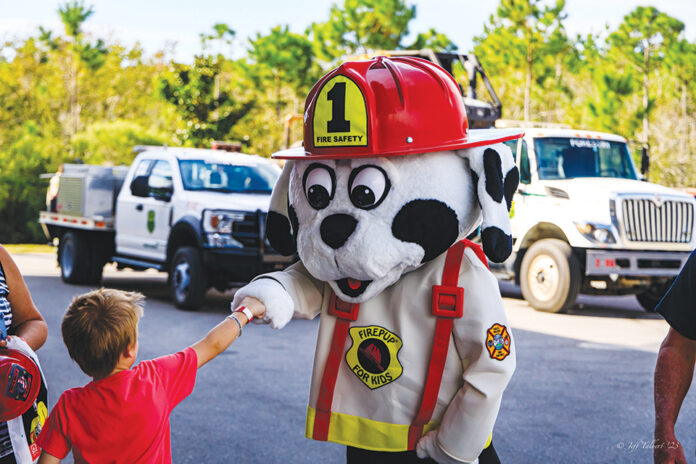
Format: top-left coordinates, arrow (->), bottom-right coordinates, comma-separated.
654,327 -> 696,464
191,296 -> 265,368
37,451 -> 62,464
230,261 -> 324,329
0,246 -> 47,350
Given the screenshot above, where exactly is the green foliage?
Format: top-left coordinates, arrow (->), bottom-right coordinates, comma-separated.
71,120 -> 172,165
231,26 -> 321,155
58,1 -> 94,38
308,0 -> 454,62
408,29 -> 457,52
2,1 -> 696,243
607,7 -> 683,73
475,0 -> 569,120
0,6 -> 169,243
200,23 -> 236,53
587,71 -> 636,132
310,0 -> 415,58
0,122 -> 61,243
159,55 -> 255,147
245,26 -> 318,94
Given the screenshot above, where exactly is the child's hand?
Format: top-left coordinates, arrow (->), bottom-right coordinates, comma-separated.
231,279 -> 294,329
240,297 -> 266,320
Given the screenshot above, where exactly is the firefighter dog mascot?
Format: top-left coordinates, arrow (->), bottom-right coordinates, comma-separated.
232,56 -> 522,464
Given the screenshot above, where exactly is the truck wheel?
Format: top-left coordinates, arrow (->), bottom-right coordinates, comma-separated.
59,232 -> 97,285
520,239 -> 581,313
170,247 -> 207,310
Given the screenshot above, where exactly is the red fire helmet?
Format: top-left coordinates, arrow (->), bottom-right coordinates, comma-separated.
0,348 -> 41,422
274,55 -> 522,160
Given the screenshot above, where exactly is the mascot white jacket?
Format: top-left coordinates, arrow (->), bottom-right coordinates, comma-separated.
232,56 -> 523,464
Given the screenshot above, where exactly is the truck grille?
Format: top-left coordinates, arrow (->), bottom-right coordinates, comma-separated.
621,198 -> 694,243
232,212 -> 261,248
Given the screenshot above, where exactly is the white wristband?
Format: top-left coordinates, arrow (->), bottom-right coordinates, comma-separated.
236,306 -> 254,322
227,313 -> 242,336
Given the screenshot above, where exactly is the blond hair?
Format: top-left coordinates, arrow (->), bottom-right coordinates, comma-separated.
62,288 -> 144,379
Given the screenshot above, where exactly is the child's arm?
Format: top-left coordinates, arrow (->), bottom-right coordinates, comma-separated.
191,297 -> 265,368
37,451 -> 61,464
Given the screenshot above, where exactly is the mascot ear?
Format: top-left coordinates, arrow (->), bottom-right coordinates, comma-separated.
457,143 -> 519,263
266,160 -> 297,256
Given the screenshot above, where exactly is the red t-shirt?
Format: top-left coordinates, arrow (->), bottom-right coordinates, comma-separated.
37,347 -> 197,463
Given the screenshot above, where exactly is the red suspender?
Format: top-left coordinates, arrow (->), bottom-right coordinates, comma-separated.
407,239 -> 487,449
312,292 -> 359,441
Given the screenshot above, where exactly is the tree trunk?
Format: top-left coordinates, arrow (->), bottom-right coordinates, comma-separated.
275,73 -> 281,120
681,81 -> 688,159
642,46 -> 650,175
72,53 -> 79,139
524,46 -> 532,122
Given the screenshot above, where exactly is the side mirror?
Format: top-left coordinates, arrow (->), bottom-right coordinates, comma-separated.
149,175 -> 174,202
152,185 -> 173,202
130,176 -> 150,197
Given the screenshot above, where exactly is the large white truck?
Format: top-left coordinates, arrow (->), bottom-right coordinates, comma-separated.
494,126 -> 695,313
39,146 -> 293,310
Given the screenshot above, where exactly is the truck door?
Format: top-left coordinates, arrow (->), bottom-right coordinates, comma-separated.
116,159 -> 153,259
513,140 -> 532,239
504,139 -> 532,242
116,159 -> 174,263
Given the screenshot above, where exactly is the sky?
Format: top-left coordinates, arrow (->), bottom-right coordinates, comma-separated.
2,0 -> 696,62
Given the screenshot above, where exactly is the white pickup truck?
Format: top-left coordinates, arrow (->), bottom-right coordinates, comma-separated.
39,146 -> 293,310
493,127 -> 695,313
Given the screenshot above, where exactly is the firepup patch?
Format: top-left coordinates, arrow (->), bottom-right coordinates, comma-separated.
345,326 -> 403,390
486,323 -> 511,361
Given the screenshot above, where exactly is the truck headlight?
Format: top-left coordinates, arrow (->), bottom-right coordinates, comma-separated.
208,233 -> 243,248
202,210 -> 245,235
575,222 -> 616,244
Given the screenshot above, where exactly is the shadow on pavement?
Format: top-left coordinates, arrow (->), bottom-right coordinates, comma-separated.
498,281 -> 663,320
100,273 -> 239,316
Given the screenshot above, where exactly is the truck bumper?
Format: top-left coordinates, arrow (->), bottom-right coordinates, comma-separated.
585,249 -> 690,277
202,247 -> 295,277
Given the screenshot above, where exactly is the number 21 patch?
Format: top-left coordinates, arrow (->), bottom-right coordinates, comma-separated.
486,324 -> 511,361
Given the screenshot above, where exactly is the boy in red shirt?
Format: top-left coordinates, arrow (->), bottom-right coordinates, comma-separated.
36,288 -> 264,463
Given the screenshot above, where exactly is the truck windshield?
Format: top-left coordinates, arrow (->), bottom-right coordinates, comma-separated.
534,137 -> 637,180
178,160 -> 279,193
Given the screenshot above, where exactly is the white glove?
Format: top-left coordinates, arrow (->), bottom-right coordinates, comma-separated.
416,431 -> 479,464
231,278 -> 294,329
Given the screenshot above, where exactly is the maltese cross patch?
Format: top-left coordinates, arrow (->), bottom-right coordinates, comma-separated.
486,323 -> 511,361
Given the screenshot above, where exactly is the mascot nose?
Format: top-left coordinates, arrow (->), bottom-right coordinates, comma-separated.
320,214 -> 358,249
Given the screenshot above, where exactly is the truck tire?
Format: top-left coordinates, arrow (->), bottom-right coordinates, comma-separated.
520,239 -> 581,313
59,231 -> 99,285
170,246 -> 207,310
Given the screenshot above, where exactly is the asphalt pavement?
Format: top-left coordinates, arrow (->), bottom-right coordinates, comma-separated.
14,252 -> 696,464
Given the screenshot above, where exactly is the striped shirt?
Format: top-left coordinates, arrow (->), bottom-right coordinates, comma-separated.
0,261 -> 12,335
0,261 -> 13,459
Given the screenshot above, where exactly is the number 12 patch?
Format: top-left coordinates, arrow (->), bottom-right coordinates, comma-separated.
313,75 -> 368,148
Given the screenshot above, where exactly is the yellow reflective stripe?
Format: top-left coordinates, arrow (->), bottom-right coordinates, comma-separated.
484,432 -> 492,448
305,406 -> 438,452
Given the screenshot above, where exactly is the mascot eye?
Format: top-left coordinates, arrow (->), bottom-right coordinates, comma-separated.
303,164 -> 335,210
348,165 -> 390,210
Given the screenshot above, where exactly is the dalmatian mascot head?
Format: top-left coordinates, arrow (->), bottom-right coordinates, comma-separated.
267,56 -> 522,304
